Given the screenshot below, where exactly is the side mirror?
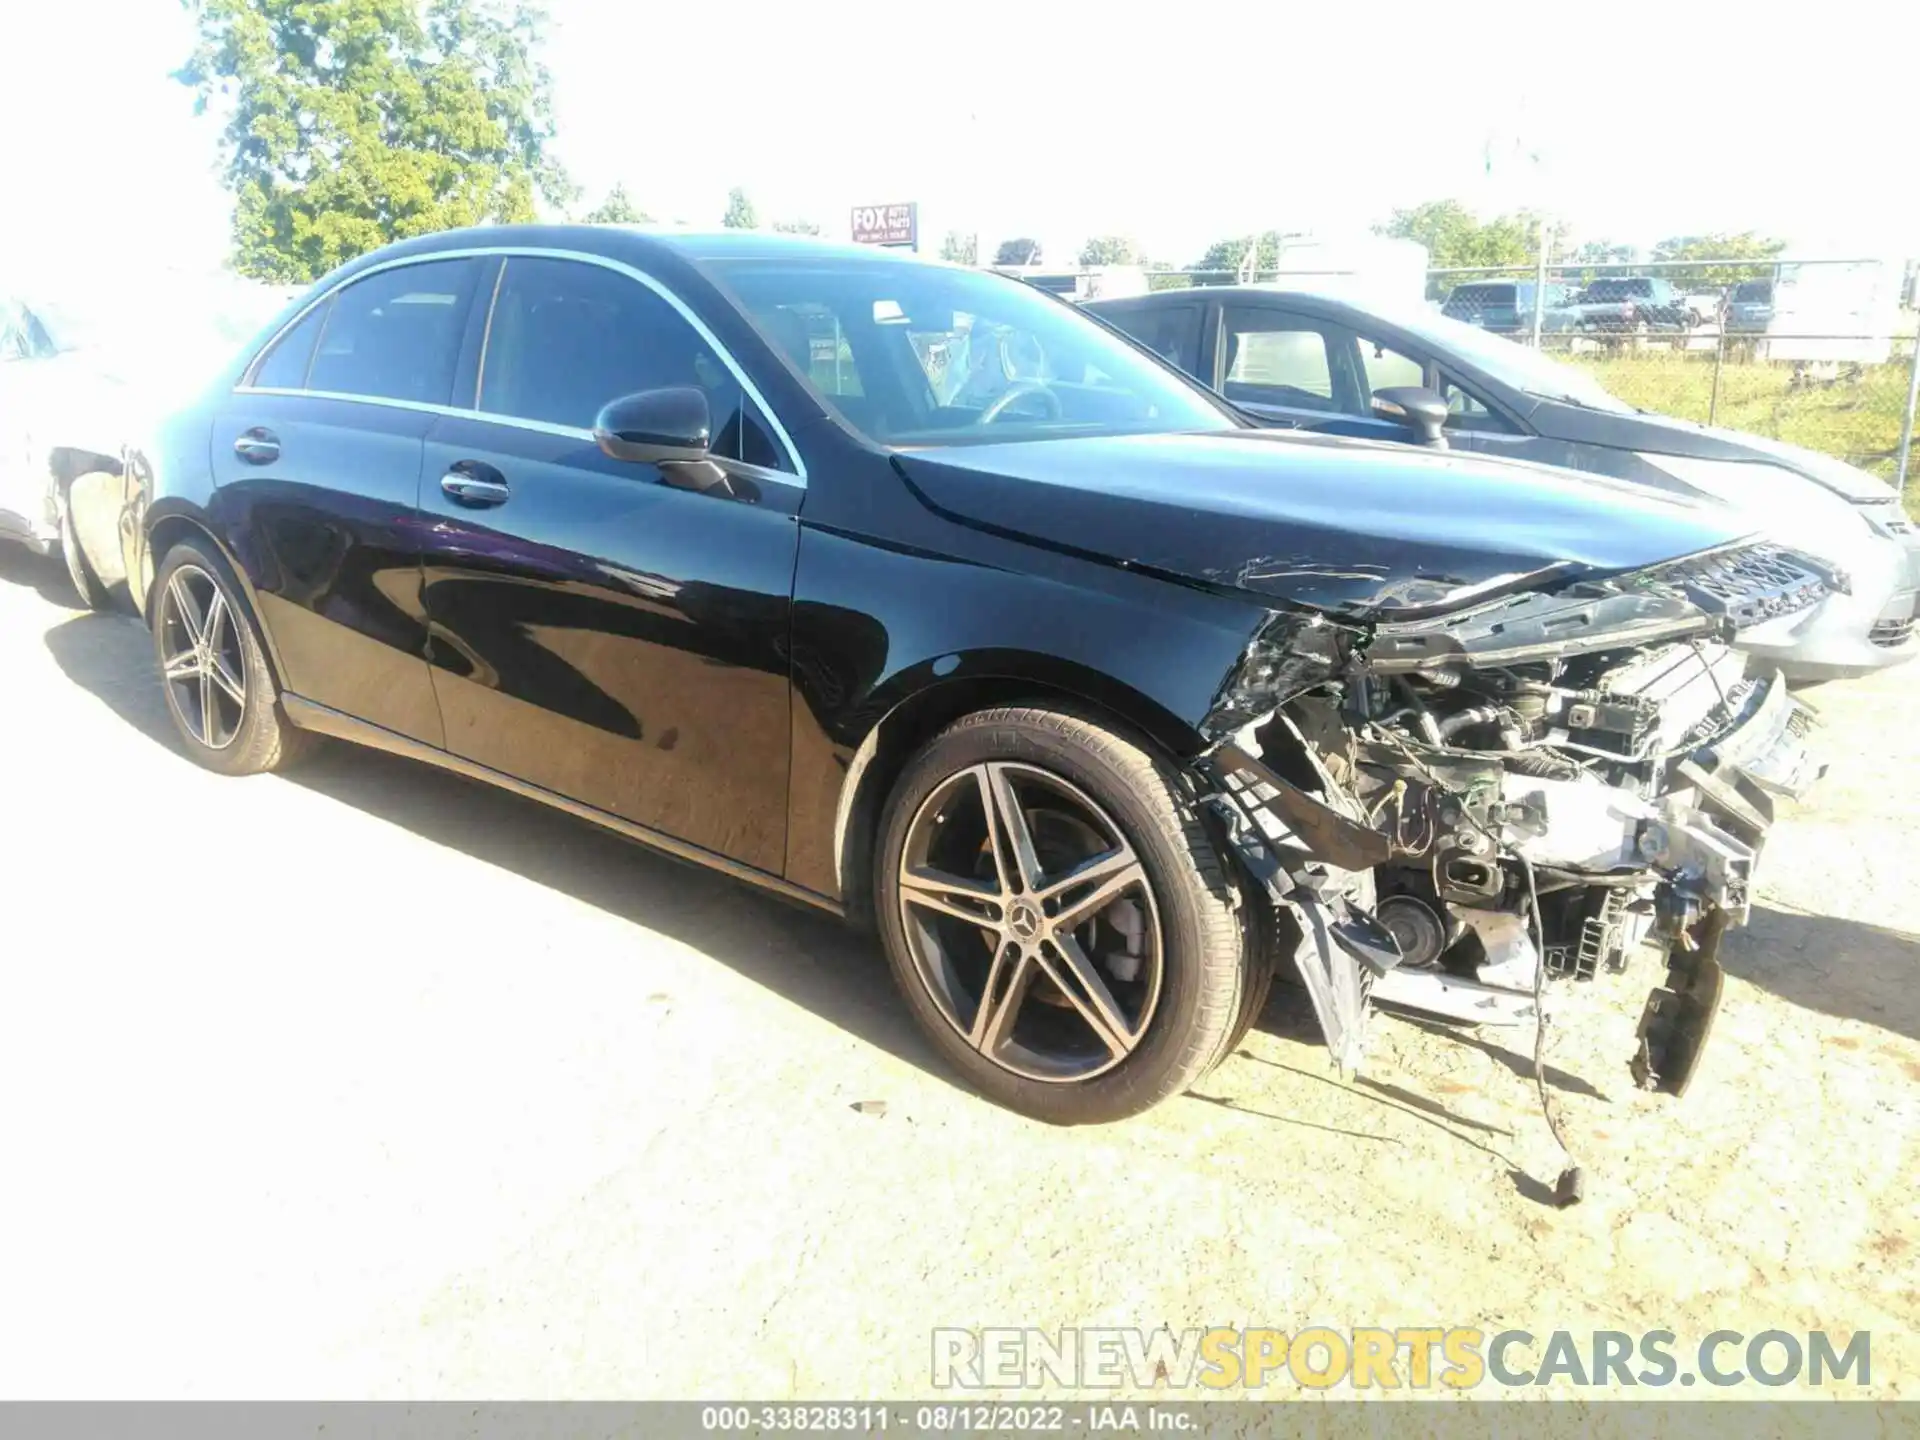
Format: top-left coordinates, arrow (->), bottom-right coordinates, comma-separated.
593,387 -> 712,463
1372,386 -> 1450,449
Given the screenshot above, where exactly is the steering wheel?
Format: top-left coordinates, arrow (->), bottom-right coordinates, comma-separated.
978,380 -> 1063,426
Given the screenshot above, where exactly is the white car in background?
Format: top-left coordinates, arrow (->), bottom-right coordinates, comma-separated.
1,276 -> 297,602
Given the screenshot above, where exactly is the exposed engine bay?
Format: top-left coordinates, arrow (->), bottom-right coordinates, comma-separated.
1196,541 -> 1828,1114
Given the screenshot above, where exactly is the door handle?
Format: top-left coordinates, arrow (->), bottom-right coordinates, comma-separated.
233,428 -> 280,464
440,470 -> 511,507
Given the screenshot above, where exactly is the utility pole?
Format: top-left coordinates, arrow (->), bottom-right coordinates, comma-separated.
1530,217 -> 1553,348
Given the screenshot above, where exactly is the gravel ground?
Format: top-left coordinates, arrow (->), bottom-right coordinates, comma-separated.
1,542 -> 1915,1404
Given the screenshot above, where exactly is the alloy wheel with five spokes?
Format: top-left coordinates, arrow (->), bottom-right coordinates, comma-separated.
157,563 -> 248,750
896,761 -> 1163,1083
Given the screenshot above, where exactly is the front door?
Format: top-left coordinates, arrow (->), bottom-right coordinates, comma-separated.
1216,304 -> 1429,445
416,254 -> 802,875
210,256 -> 483,743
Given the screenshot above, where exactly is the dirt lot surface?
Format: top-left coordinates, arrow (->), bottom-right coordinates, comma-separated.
1,543 -> 1915,1404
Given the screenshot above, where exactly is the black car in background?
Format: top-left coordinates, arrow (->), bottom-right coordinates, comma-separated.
80,229 -> 1822,1126
1569,276 -> 1691,334
1439,280 -> 1577,336
1725,279 -> 1776,335
1086,285 -> 1920,680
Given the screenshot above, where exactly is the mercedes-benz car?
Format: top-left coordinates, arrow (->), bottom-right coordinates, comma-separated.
88,228 -> 1823,1129
1087,284 -> 1919,681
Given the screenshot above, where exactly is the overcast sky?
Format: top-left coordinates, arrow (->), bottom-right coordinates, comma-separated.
3,0 -> 1914,286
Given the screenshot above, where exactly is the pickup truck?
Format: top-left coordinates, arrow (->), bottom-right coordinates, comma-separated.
1570,276 -> 1691,335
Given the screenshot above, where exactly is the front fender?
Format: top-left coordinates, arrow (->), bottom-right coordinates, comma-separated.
782,523 -> 1267,902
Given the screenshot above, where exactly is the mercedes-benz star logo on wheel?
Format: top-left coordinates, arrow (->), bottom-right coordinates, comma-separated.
1009,903 -> 1042,941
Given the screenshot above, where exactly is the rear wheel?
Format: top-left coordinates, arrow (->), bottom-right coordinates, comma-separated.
874,706 -> 1252,1124
151,539 -> 313,776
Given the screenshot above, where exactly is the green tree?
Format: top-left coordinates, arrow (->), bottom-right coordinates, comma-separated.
1192,230 -> 1286,279
177,0 -> 571,283
722,187 -> 758,229
1650,232 -> 1786,290
993,236 -> 1042,265
1374,199 -> 1544,271
1078,235 -> 1139,266
772,218 -> 820,235
1571,240 -> 1638,266
940,231 -> 978,265
582,183 -> 648,224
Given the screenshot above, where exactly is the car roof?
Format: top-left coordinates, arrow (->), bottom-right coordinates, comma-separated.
1087,284 -> 1388,315
334,224 -> 951,277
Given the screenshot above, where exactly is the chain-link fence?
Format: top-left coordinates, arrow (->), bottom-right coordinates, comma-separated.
1021,256 -> 1920,497
1426,257 -> 1920,488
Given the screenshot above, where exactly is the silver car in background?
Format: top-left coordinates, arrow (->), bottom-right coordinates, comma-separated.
0,276 -> 297,601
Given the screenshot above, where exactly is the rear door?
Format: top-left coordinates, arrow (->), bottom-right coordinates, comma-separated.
214,257 -> 482,743
416,254 -> 802,874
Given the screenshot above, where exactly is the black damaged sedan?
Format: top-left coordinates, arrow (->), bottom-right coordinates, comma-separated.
91,228 -> 1823,1123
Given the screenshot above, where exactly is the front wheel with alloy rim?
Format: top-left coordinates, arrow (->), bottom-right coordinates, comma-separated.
151,539 -> 313,776
875,706 -> 1254,1124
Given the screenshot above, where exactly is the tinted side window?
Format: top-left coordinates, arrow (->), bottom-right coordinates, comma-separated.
249,300 -> 329,390
307,259 -> 478,405
1100,304 -> 1202,377
1220,309 -> 1337,411
1439,371 -> 1518,434
479,257 -> 788,469
1354,333 -> 1425,396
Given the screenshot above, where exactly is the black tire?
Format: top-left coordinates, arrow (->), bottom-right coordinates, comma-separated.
1215,888 -> 1280,1065
58,491 -> 106,611
150,538 -> 314,776
874,706 -> 1251,1124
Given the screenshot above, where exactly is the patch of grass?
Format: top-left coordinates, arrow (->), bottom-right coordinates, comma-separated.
1557,345 -> 1919,516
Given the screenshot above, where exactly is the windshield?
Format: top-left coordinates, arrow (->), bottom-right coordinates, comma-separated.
703,254 -> 1233,445
1361,300 -> 1635,413
1732,281 -> 1772,303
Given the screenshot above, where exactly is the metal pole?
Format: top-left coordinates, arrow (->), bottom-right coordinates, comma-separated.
1898,328 -> 1920,494
1709,325 -> 1725,426
1529,219 -> 1551,348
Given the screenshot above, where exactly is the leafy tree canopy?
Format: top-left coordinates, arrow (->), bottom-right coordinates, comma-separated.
178,0 -> 571,282
1374,199 -> 1547,271
994,236 -> 1042,265
1192,230 -> 1286,278
1650,232 -> 1786,289
1079,235 -> 1139,267
582,183 -> 648,224
722,186 -> 758,229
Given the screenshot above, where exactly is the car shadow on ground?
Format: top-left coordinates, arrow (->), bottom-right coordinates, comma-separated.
33,579 -> 1920,1116
0,543 -> 89,611
37,603 -> 947,1092
1722,903 -> 1920,1046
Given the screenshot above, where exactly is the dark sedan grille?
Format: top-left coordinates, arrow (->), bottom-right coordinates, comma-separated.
1644,545 -> 1828,629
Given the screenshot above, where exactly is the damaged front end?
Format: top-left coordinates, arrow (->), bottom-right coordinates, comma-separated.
1197,541 -> 1828,1098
